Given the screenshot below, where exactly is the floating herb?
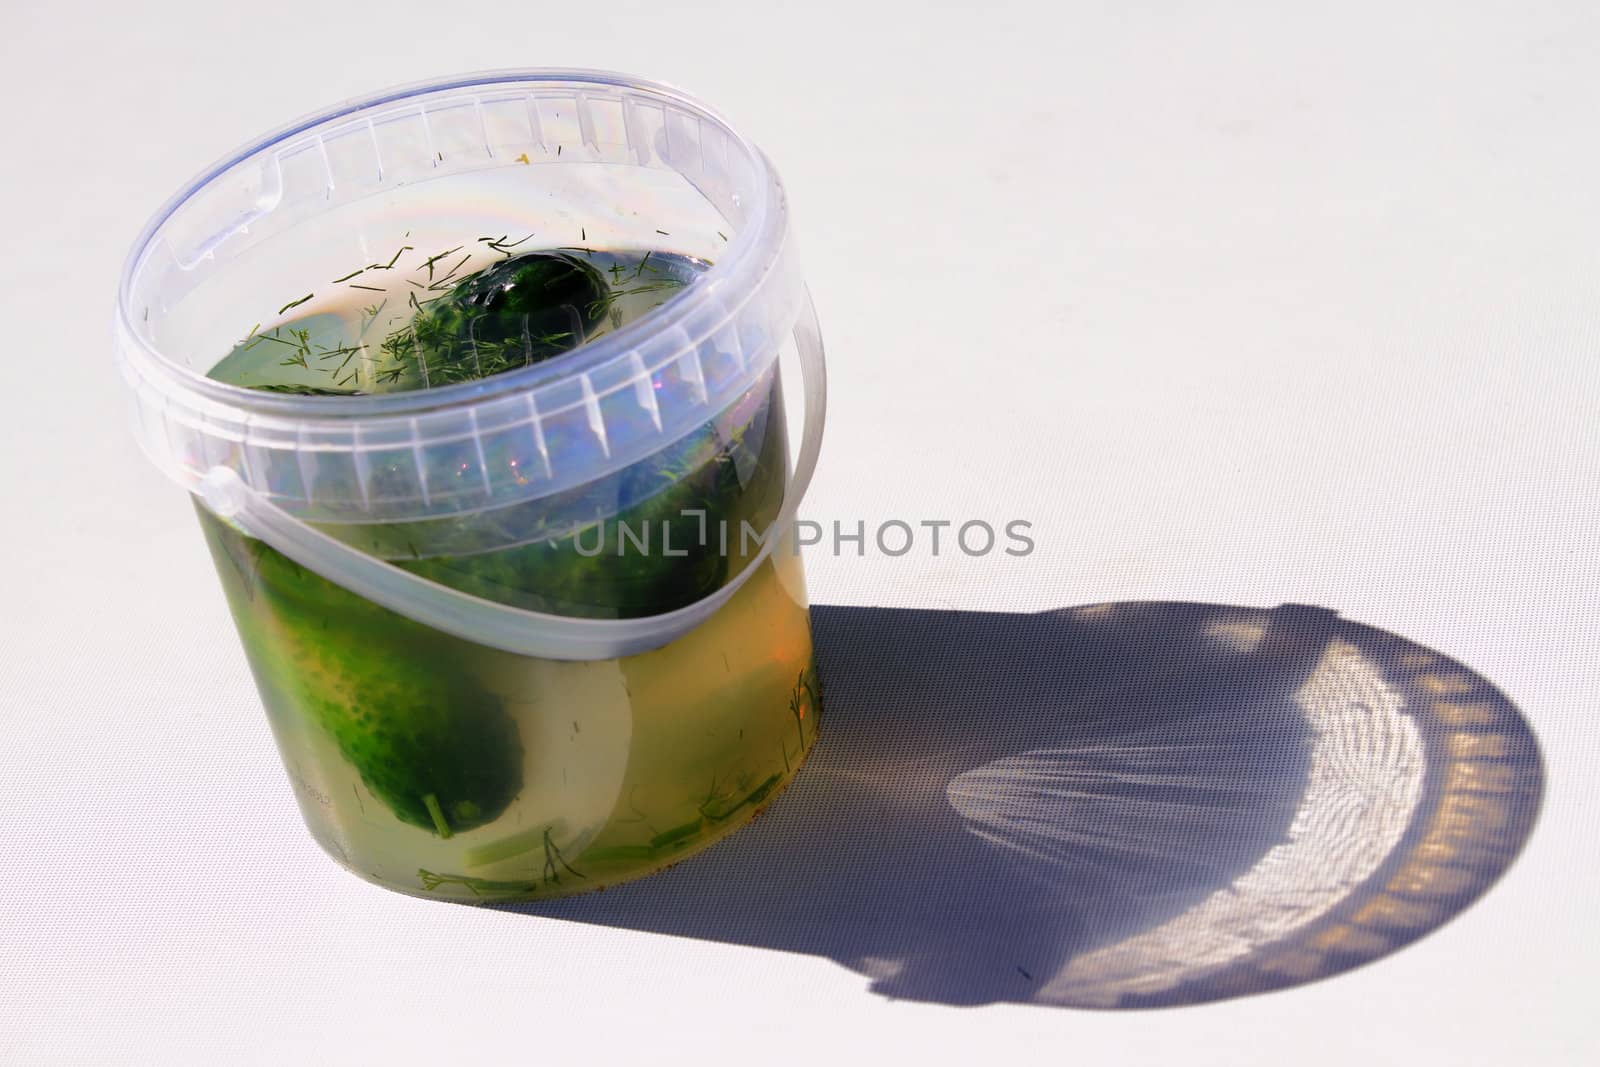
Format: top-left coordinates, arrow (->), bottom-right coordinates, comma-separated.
371,245 -> 412,270
419,245 -> 464,281
479,232 -> 533,258
417,869 -> 540,897
542,827 -> 585,884
227,246 -> 698,398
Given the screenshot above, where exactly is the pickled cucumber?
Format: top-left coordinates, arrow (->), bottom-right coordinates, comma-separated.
200,515 -> 525,837
290,638 -> 521,837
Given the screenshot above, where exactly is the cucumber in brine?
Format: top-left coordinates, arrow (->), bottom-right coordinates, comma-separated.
198,512 -> 525,837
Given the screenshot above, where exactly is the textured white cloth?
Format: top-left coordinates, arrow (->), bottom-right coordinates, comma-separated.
2,2 -> 1597,1064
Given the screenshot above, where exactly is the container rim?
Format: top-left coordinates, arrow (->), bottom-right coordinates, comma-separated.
114,67 -> 783,421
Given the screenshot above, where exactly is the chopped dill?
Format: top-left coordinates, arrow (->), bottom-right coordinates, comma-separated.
232,247 -> 697,396
480,232 -> 533,258
427,252 -> 473,291
371,245 -> 413,270
252,330 -> 294,350
250,383 -> 364,396
419,246 -> 464,281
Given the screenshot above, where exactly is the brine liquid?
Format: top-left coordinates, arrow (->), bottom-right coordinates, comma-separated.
200,507 -> 818,901
201,244 -> 820,901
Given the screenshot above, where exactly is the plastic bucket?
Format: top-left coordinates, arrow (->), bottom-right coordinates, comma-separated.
115,70 -> 827,901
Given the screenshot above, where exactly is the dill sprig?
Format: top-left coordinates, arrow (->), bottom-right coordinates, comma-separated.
357,299 -> 389,338
276,326 -> 314,369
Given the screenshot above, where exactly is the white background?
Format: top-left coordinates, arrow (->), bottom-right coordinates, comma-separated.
3,1 -> 1598,1063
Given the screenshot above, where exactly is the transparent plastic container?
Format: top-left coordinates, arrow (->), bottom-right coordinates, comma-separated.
114,70 -> 827,901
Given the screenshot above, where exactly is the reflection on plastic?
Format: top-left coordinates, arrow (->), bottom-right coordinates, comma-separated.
516,601 -> 1542,1010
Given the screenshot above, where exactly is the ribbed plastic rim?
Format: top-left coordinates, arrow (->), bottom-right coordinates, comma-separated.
114,68 -> 784,421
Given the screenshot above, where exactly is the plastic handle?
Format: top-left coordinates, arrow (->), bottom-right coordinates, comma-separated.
200,292 -> 827,662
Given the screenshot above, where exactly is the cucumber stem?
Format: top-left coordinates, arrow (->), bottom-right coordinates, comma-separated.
422,793 -> 453,838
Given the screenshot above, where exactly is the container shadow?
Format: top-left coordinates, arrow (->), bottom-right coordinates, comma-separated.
514,600 -> 1543,1010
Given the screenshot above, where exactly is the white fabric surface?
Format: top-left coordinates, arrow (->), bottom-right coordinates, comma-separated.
2,2 -> 1597,1063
